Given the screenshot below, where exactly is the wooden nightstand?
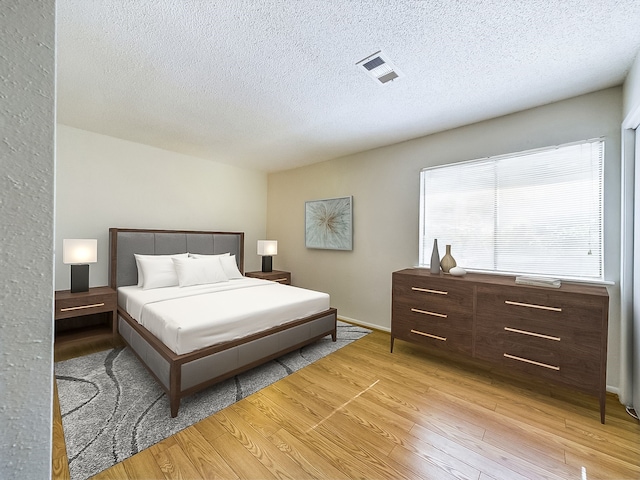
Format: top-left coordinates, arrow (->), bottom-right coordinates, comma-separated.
245,270 -> 291,285
54,286 -> 117,350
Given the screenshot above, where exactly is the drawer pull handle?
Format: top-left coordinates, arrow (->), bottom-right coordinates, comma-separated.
504,353 -> 559,370
60,302 -> 105,312
411,329 -> 446,342
412,287 -> 448,295
504,300 -> 562,312
411,308 -> 447,318
504,327 -> 561,341
273,278 -> 289,282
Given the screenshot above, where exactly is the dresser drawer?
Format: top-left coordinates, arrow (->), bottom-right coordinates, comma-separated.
476,331 -> 561,368
55,290 -> 117,320
475,314 -> 603,354
474,328 -> 601,391
476,286 -> 605,339
393,300 -> 473,332
392,310 -> 473,355
393,272 -> 474,316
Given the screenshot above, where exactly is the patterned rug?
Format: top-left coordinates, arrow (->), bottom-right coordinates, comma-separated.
55,321 -> 370,480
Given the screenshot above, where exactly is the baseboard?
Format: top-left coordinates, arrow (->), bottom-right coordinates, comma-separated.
337,315 -> 390,333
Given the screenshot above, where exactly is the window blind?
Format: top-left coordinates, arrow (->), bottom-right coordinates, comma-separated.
419,140 -> 604,280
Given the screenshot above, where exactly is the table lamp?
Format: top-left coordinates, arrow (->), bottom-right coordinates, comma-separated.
63,239 -> 97,292
257,240 -> 277,273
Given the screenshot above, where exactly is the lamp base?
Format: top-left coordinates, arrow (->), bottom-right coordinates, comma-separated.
261,256 -> 273,273
70,264 -> 90,293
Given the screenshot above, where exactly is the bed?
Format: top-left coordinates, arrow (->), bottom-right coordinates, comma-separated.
109,227 -> 337,417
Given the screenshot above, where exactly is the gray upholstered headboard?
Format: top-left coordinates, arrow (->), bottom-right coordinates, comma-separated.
109,228 -> 245,289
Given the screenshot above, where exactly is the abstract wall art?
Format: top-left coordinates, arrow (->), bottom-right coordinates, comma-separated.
305,196 -> 353,250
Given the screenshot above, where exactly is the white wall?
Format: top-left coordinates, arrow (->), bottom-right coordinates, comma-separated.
623,50 -> 640,123
55,125 -> 269,289
0,1 -> 55,478
621,49 -> 640,412
268,87 -> 624,391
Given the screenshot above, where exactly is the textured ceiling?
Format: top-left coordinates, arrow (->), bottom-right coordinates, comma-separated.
57,1 -> 640,172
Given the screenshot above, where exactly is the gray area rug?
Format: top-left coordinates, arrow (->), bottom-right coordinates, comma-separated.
55,321 -> 370,480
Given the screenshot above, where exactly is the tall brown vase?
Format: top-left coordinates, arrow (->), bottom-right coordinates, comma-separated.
440,244 -> 457,273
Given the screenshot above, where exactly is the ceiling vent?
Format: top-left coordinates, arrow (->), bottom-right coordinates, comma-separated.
356,50 -> 403,85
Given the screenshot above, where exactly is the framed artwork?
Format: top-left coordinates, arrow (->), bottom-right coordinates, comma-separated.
305,196 -> 353,250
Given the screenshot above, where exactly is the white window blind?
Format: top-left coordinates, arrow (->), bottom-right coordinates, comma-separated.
419,140 -> 604,280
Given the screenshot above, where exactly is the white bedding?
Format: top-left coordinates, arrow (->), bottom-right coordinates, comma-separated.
118,277 -> 331,355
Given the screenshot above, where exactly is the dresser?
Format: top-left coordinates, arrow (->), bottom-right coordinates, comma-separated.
391,268 -> 609,423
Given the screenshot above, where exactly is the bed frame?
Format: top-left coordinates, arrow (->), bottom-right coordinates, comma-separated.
109,227 -> 337,417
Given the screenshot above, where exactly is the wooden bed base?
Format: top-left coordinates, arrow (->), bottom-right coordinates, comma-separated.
109,228 -> 337,417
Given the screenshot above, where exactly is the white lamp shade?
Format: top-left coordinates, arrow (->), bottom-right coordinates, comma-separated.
63,239 -> 98,264
257,240 -> 278,256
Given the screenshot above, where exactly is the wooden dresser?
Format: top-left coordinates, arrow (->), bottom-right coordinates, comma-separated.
391,268 -> 609,423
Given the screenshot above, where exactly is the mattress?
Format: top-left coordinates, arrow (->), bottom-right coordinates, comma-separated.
118,278 -> 331,355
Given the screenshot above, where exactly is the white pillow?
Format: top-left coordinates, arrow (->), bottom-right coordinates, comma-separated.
137,256 -> 183,290
134,253 -> 188,287
189,252 -> 230,259
220,255 -> 243,279
172,257 -> 229,287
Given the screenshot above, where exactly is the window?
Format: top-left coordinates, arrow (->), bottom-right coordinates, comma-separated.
419,139 -> 604,281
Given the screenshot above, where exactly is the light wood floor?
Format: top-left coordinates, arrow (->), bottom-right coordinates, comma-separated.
53,329 -> 640,480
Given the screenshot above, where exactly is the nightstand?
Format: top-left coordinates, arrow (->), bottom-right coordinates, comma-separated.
245,270 -> 291,285
54,286 -> 117,350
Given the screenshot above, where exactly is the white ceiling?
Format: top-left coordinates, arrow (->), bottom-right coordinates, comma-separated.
57,1 -> 640,173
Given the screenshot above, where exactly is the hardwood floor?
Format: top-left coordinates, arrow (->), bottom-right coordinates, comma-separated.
53,329 -> 640,479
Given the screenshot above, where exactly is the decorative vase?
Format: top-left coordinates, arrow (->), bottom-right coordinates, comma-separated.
430,239 -> 441,274
440,244 -> 457,273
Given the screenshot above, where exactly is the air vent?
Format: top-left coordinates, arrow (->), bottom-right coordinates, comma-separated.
356,50 -> 402,84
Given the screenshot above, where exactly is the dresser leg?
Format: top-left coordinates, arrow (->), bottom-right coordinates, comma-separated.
390,336 -> 394,353
600,392 -> 606,424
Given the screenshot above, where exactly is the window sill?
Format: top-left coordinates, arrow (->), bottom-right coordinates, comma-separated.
414,265 -> 614,287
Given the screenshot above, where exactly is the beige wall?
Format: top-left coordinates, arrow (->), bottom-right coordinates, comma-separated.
268,87 -> 623,390
55,125 -> 269,289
